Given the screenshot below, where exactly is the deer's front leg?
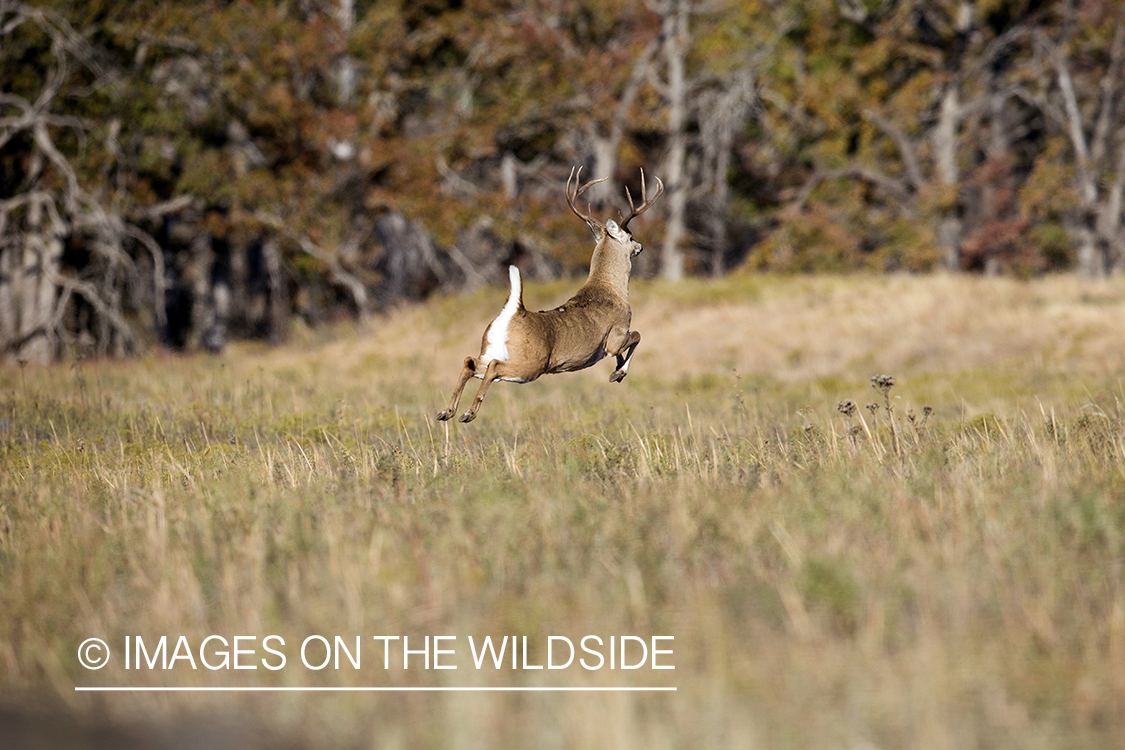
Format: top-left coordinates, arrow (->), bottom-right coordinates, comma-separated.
608,330 -> 641,383
437,357 -> 477,421
460,358 -> 504,423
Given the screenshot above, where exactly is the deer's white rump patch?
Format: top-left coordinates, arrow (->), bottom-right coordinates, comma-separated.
480,265 -> 522,366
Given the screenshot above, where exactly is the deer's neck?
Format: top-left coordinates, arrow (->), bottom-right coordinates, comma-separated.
585,239 -> 631,297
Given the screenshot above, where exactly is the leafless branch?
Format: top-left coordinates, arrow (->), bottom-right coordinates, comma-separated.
610,37 -> 659,145
791,166 -> 915,214
121,224 -> 167,330
129,195 -> 197,223
966,23 -> 1035,81
862,108 -> 926,191
1009,85 -> 1064,129
957,85 -> 1025,120
434,156 -> 480,198
253,211 -> 370,320
1090,16 -> 1125,169
3,2 -> 105,79
444,242 -> 488,289
50,272 -> 138,351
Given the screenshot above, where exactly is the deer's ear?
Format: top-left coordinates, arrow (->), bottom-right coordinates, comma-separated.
605,219 -> 629,243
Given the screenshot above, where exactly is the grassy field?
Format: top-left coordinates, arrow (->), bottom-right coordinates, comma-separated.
2,273 -> 1125,749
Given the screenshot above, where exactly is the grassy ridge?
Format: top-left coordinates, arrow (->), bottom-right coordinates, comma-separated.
2,275 -> 1125,748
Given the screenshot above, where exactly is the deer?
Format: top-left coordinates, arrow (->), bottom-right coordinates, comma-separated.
436,167 -> 664,424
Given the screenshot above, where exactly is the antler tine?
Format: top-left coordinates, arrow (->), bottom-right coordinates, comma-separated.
566,166 -> 608,230
620,168 -> 665,229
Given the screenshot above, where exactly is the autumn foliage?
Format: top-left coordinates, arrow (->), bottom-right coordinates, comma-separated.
1,0 -> 1123,361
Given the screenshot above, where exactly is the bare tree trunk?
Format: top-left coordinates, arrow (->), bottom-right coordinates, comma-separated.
206,241 -> 230,352
1058,75 -> 1105,278
660,0 -> 690,282
934,88 -> 960,189
1072,196 -> 1111,281
700,72 -> 755,277
932,3 -> 975,271
981,93 -> 1009,217
933,85 -> 964,271
188,232 -> 214,352
587,38 -> 658,207
19,238 -> 42,362
703,113 -> 732,278
500,152 -> 518,201
35,237 -> 62,360
591,135 -> 617,206
228,239 -> 247,336
1047,14 -> 1125,277
0,247 -> 15,360
1074,218 -> 1104,278
1106,144 -> 1125,272
262,236 -> 289,346
334,0 -> 356,105
707,194 -> 728,278
18,198 -> 62,364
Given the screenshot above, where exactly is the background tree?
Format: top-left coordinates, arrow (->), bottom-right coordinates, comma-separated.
757,0 -> 1047,272
0,1 -> 174,363
1,0 -> 1121,364
1021,2 -> 1125,276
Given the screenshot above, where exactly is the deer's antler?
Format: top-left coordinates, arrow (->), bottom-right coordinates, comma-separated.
566,166 -> 608,233
620,169 -> 664,230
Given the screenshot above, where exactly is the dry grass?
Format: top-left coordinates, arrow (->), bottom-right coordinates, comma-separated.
2,274 -> 1125,749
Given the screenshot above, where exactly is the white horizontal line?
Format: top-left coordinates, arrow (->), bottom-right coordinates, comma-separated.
75,686 -> 676,692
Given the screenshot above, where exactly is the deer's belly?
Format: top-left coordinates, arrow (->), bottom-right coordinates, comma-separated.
548,346 -> 607,374
472,373 -> 531,383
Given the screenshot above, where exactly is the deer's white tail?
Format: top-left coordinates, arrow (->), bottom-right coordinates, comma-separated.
482,266 -> 523,363
504,264 -> 523,312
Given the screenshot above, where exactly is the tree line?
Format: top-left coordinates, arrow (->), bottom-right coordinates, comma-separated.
1,0 -> 1122,363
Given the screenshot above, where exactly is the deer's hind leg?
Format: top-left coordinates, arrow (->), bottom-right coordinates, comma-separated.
608,329 -> 641,383
459,358 -> 510,423
437,356 -> 478,421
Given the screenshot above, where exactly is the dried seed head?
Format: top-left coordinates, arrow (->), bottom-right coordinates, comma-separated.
923,406 -> 933,417
837,399 -> 857,418
866,402 -> 879,416
871,374 -> 896,392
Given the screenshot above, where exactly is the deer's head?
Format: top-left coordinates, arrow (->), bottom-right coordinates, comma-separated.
566,167 -> 664,260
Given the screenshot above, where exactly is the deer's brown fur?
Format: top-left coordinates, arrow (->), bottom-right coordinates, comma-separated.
437,168 -> 662,423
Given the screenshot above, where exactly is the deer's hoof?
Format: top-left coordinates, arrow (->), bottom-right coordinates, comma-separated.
436,409 -> 452,421
458,411 -> 476,424
610,370 -> 626,383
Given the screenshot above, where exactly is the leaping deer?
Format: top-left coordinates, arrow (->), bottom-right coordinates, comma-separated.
436,167 -> 664,424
